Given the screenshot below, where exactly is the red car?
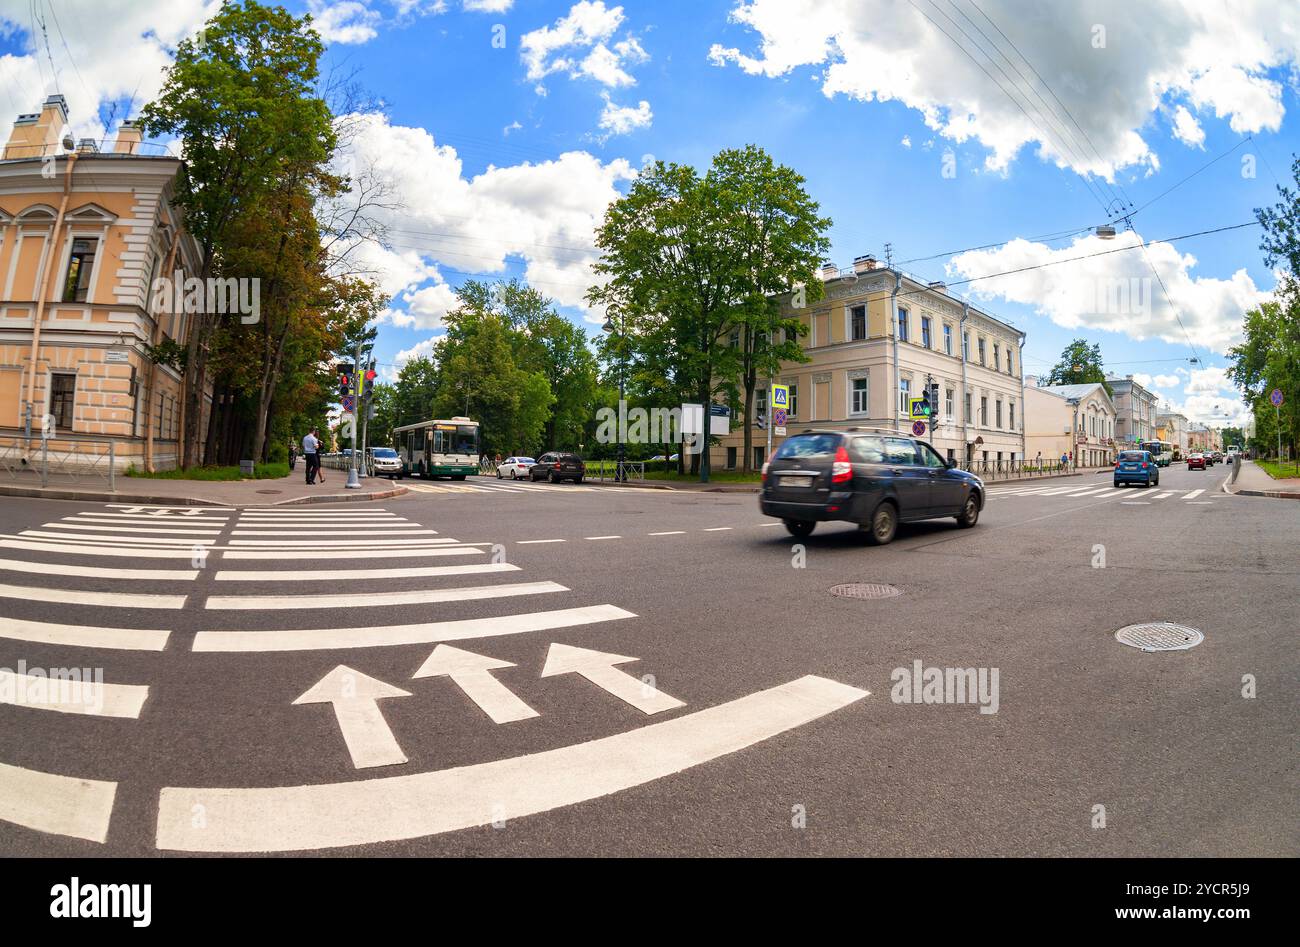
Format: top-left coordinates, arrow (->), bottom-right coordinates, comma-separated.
1187,452 -> 1206,470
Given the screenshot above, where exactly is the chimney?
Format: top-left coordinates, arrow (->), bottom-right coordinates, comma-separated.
852,254 -> 876,274
927,280 -> 947,293
1025,375 -> 1038,388
820,262 -> 838,280
2,94 -> 69,160
77,138 -> 99,154
114,119 -> 143,155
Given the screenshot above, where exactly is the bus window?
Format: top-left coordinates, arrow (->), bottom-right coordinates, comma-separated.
452,426 -> 478,455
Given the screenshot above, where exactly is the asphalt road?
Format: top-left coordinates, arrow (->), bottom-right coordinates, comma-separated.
0,462 -> 1295,857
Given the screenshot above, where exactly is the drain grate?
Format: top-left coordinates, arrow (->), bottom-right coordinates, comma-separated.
256,489 -> 283,495
830,583 -> 902,600
1115,622 -> 1203,652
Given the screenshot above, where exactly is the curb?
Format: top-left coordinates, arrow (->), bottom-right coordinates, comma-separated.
0,483 -> 406,507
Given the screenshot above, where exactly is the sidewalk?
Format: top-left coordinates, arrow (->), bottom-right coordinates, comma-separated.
0,469 -> 406,506
1225,460 -> 1300,499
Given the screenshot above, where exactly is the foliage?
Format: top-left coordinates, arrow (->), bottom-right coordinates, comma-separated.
1042,339 -> 1111,394
125,462 -> 289,480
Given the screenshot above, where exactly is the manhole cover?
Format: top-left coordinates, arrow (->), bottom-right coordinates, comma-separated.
256,489 -> 282,495
1114,622 -> 1203,652
829,583 -> 902,600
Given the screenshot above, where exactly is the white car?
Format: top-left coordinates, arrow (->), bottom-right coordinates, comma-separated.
497,456 -> 536,479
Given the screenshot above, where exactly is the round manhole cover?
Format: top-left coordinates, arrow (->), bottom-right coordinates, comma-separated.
256,489 -> 283,495
1115,622 -> 1203,652
829,583 -> 902,600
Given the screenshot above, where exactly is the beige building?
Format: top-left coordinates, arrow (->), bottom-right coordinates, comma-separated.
1156,411 -> 1188,457
1106,375 -> 1160,449
1023,379 -> 1116,469
713,258 -> 1026,471
0,95 -> 204,472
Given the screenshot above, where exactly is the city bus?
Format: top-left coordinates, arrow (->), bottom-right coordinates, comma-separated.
1140,440 -> 1174,467
392,417 -> 479,479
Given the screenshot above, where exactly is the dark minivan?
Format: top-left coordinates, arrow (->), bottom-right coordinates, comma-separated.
530,451 -> 586,483
759,430 -> 984,544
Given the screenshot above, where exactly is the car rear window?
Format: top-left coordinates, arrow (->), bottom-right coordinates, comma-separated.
774,434 -> 840,459
518,457 -> 535,463
848,435 -> 886,463
1119,451 -> 1146,462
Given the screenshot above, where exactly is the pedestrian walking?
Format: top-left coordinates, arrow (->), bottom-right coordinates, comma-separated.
303,429 -> 321,484
288,443 -> 297,472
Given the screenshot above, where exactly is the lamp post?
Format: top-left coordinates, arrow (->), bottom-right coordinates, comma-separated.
601,314 -> 626,481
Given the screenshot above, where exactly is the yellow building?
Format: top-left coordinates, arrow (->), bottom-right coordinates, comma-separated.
714,258 -> 1027,471
0,95 -> 205,472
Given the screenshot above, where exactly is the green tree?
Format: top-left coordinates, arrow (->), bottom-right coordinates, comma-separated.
1227,299 -> 1300,463
391,355 -> 439,428
1044,339 -> 1111,394
140,0 -> 335,467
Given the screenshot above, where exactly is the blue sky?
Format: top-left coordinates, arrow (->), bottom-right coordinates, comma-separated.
2,0 -> 1297,426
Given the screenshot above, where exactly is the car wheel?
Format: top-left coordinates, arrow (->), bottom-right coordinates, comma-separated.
575,476 -> 583,484
496,470 -> 502,479
784,519 -> 816,538
1114,480 -> 1121,488
550,471 -> 559,484
956,493 -> 980,529
864,501 -> 897,546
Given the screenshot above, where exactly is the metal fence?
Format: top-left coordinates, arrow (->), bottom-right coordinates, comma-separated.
319,452 -> 372,475
0,437 -> 116,489
957,458 -> 1076,481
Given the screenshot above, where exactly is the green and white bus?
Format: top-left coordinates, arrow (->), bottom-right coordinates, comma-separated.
393,417 -> 479,479
1140,440 -> 1174,467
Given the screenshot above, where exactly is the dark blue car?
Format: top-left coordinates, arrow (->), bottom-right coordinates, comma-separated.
1114,449 -> 1160,488
760,429 -> 984,544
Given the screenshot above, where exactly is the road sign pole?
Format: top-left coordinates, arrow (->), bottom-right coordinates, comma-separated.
345,337 -> 363,490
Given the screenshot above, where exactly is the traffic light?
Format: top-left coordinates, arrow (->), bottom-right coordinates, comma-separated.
929,382 -> 941,424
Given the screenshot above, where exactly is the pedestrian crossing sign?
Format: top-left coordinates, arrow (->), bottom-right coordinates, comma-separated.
909,397 -> 931,420
770,384 -> 789,410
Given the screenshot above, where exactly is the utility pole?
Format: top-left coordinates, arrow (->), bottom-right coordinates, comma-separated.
345,336 -> 363,490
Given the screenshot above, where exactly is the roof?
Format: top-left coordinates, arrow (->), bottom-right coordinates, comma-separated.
1039,383 -> 1106,401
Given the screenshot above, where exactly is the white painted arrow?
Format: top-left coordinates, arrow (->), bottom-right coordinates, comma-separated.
413,645 -> 539,724
540,643 -> 684,715
293,666 -> 411,769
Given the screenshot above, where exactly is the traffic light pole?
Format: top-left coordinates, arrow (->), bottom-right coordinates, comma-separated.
345,337 -> 362,490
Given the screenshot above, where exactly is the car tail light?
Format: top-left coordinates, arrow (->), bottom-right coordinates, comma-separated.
1141,462 -> 1148,469
760,461 -> 769,483
832,445 -> 853,483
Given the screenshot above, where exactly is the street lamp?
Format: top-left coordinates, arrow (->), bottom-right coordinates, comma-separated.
601,315 -> 626,481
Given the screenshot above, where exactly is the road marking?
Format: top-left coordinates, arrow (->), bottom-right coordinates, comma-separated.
1040,486 -> 1085,495
65,516 -> 228,527
236,515 -> 404,522
0,616 -> 169,651
18,531 -> 215,546
155,674 -> 868,852
1151,491 -> 1175,499
294,667 -> 410,770
1121,501 -> 1151,505
541,643 -> 685,715
1184,489 -> 1205,500
206,580 -> 567,610
585,535 -> 621,540
222,546 -> 485,560
229,537 -> 450,547
108,504 -> 232,512
214,562 -> 519,582
0,761 -> 117,843
516,539 -> 565,545
0,558 -> 198,581
702,527 -> 733,532
0,669 -> 149,718
1188,501 -> 1215,505
0,539 -> 202,560
39,522 -> 221,536
648,531 -> 686,536
0,582 -> 187,610
231,529 -> 438,537
192,603 -> 636,653
413,645 -> 539,724
1066,487 -> 1113,497
236,508 -> 389,514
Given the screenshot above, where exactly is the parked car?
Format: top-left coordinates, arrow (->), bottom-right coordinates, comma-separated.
647,454 -> 681,462
496,456 -> 537,480
1203,452 -> 1215,466
1187,452 -> 1206,470
368,446 -> 403,478
529,452 -> 586,483
1212,451 -> 1223,464
758,429 -> 983,544
1115,449 -> 1160,488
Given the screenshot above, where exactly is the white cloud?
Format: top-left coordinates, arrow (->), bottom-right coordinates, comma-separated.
332,112 -> 635,318
900,135 -> 912,148
708,0 -> 1300,177
394,336 -> 441,365
1170,105 -> 1205,148
385,282 -> 459,330
463,0 -> 513,12
308,1 -> 382,44
503,120 -> 523,135
521,1 -> 646,88
596,93 -> 652,137
948,230 -> 1273,355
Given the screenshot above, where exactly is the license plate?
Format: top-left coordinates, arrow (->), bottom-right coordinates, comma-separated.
782,475 -> 815,488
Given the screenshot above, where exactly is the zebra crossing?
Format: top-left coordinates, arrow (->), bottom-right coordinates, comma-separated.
986,483 -> 1212,503
402,477 -> 625,496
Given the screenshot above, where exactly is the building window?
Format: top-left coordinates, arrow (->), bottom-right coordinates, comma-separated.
62,238 -> 98,303
977,337 -> 986,365
787,383 -> 798,418
850,305 -> 866,341
921,316 -> 932,349
1009,400 -> 1015,430
1007,349 -> 1015,376
50,373 -> 76,431
753,446 -> 765,469
964,392 -> 972,423
756,388 -> 767,420
993,343 -> 1000,371
943,324 -> 953,355
897,308 -> 909,342
726,447 -> 737,469
980,396 -> 988,426
898,377 -> 911,414
996,400 -> 1003,428
850,376 -> 868,415
962,331 -> 969,360
945,388 -> 954,418
729,330 -> 740,348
